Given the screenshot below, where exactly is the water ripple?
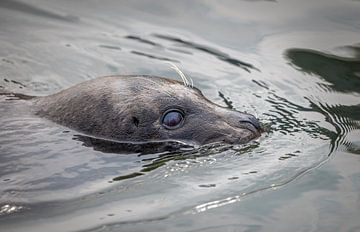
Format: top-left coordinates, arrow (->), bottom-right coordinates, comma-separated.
153,34 -> 258,72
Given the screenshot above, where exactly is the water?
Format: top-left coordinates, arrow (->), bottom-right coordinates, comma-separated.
0,0 -> 359,231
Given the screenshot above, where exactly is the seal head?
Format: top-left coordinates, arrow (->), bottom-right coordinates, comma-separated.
34,75 -> 261,145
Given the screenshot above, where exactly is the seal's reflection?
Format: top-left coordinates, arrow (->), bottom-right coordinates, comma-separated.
73,134 -> 259,181
73,134 -> 192,155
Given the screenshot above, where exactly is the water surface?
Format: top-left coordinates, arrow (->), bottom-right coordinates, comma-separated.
0,0 -> 359,231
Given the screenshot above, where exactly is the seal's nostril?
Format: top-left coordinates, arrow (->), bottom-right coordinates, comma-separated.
250,117 -> 262,131
239,115 -> 262,131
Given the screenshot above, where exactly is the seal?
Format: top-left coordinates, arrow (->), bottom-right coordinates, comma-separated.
33,75 -> 261,145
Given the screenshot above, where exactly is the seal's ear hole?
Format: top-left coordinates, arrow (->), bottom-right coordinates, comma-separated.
132,117 -> 139,127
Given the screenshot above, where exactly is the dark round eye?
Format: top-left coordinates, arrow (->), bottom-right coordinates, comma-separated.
162,110 -> 184,129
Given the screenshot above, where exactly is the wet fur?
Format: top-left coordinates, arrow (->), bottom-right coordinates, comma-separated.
33,75 -> 260,145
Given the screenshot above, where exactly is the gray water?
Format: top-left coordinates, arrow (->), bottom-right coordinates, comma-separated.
0,0 -> 359,231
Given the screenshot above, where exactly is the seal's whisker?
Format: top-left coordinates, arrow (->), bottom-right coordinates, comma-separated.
189,76 -> 194,88
166,61 -> 191,88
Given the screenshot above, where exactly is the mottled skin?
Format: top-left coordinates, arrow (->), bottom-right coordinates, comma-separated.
33,75 -> 261,145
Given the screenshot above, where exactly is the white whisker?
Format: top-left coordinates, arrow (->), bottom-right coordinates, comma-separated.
166,62 -> 192,88
189,76 -> 194,88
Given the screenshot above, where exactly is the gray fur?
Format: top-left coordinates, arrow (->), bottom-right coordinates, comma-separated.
33,75 -> 261,145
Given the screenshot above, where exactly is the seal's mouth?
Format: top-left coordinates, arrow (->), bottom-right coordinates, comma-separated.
239,118 -> 262,135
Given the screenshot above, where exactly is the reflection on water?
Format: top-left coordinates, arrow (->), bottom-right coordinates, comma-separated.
0,0 -> 359,231
286,47 -> 360,93
0,0 -> 79,23
153,34 -> 258,72
72,135 -> 260,182
286,47 -> 360,154
73,135 -> 193,155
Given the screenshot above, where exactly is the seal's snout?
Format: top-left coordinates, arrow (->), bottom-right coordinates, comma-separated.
239,114 -> 262,132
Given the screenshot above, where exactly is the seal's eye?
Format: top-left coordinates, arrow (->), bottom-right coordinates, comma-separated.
162,110 -> 184,129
